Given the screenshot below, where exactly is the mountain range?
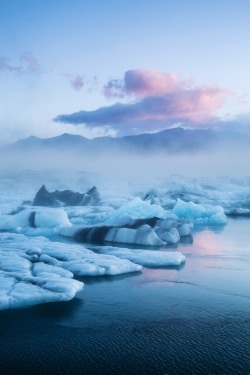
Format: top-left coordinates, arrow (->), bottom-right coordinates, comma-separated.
2,127 -> 250,156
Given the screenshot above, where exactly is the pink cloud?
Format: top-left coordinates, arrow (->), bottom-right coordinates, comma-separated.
103,69 -> 189,98
124,69 -> 180,97
156,86 -> 227,122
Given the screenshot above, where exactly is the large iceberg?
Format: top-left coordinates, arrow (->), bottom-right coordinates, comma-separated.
61,197 -> 193,247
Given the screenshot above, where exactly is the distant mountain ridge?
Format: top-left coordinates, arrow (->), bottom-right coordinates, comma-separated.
3,127 -> 250,155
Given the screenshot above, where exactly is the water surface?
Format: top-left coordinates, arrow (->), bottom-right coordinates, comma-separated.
1,218 -> 250,374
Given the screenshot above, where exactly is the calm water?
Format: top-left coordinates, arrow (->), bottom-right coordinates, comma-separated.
0,218 -> 250,375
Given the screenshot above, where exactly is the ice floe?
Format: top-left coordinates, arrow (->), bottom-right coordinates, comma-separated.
0,234 -> 83,310
0,232 -> 143,310
91,246 -> 186,267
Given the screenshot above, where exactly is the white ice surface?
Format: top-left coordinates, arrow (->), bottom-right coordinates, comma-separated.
91,246 -> 186,267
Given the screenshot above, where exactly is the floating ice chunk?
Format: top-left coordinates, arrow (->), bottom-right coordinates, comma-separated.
103,197 -> 168,226
62,224 -> 165,246
172,199 -> 228,225
0,208 -> 72,233
92,246 -> 185,267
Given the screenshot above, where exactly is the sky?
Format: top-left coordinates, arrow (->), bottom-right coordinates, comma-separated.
1,0 -> 250,144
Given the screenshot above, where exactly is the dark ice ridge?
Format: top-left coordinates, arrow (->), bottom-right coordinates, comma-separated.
63,217 -> 193,247
33,185 -> 100,207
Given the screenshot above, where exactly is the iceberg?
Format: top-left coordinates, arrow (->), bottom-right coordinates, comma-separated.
172,199 -> 228,225
103,197 -> 168,225
0,207 -> 72,235
61,197 -> 193,247
62,224 -> 165,246
33,185 -> 101,207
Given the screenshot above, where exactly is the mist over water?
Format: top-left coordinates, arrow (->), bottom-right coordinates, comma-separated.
1,144 -> 250,183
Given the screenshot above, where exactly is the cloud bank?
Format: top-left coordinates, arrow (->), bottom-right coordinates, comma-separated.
54,69 -> 228,135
